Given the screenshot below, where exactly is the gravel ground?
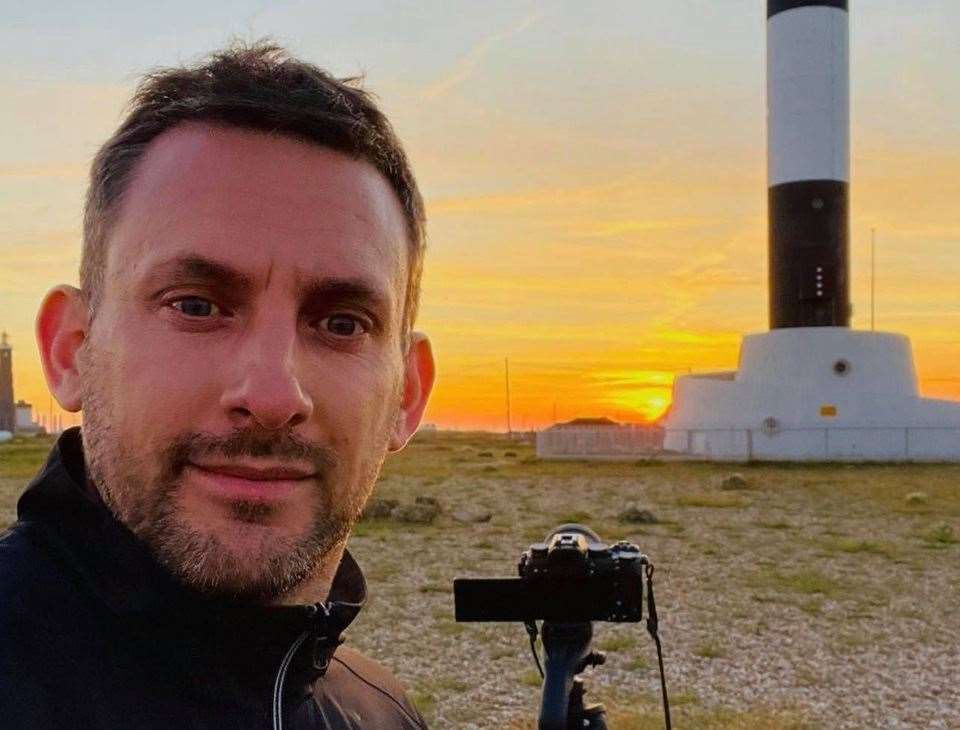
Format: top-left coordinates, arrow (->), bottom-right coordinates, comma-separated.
344,435 -> 960,729
3,433 -> 958,728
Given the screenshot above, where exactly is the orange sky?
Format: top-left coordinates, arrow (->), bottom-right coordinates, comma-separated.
2,3 -> 958,432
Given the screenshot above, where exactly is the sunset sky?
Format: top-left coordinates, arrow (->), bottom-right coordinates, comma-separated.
2,0 -> 958,431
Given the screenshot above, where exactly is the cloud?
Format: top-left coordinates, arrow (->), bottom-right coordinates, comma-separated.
567,217 -> 727,238
590,369 -> 676,388
420,12 -> 543,99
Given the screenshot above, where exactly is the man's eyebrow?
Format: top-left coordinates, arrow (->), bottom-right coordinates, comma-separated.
143,255 -> 255,293
142,256 -> 394,321
298,278 -> 393,318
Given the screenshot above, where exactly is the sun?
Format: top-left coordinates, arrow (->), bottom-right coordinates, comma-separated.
598,370 -> 676,422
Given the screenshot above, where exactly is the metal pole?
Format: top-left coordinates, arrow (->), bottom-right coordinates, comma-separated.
505,358 -> 512,435
871,228 -> 876,331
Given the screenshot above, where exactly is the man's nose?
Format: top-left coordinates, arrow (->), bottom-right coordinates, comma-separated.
219,323 -> 313,431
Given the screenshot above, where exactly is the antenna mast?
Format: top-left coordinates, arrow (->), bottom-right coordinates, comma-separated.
504,358 -> 512,435
871,228 -> 876,331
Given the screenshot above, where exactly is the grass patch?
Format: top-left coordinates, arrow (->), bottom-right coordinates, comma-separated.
434,677 -> 470,692
920,522 -> 958,548
659,520 -> 685,534
0,436 -> 56,479
596,633 -> 637,652
824,537 -> 896,558
418,581 -> 452,594
519,669 -> 543,688
364,563 -> 401,581
435,621 -> 466,637
799,597 -> 825,616
624,654 -> 650,670
834,631 -> 872,652
756,520 -> 793,530
554,510 -> 593,524
668,690 -> 699,706
603,707 -> 812,729
409,690 -> 436,717
676,493 -> 748,509
749,568 -> 844,597
351,519 -> 402,538
508,701 -> 813,729
693,640 -> 725,659
634,458 -> 664,467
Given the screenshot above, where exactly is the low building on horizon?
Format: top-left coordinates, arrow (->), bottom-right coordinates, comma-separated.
537,416 -> 664,460
15,400 -> 45,435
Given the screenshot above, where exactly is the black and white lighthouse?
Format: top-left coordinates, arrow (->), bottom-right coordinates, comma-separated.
663,1 -> 960,460
768,0 -> 849,329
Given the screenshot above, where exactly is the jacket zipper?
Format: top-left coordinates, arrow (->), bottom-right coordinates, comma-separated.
272,603 -> 328,730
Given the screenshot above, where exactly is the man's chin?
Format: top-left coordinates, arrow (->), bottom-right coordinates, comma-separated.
145,511 -> 325,602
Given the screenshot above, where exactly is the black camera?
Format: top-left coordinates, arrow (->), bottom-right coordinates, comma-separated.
454,524 -> 646,623
453,525 -> 670,729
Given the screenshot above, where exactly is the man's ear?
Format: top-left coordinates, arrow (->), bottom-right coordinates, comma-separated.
36,285 -> 89,412
388,332 -> 435,452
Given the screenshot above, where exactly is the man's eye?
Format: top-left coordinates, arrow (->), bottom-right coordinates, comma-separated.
171,297 -> 220,317
321,314 -> 366,337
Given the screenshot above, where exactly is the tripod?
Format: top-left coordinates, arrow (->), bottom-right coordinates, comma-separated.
537,622 -> 607,730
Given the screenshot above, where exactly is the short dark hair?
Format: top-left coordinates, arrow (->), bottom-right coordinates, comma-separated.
81,40 -> 426,338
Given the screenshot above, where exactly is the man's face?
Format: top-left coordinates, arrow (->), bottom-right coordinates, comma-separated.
77,123 -> 410,601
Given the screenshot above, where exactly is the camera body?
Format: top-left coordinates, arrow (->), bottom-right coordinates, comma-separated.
454,524 -> 646,623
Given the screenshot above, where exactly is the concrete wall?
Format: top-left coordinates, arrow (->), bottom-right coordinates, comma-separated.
15,404 -> 33,429
663,329 -> 960,461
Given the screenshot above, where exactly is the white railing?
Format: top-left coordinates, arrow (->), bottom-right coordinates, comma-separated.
537,425 -> 664,459
665,425 -> 960,461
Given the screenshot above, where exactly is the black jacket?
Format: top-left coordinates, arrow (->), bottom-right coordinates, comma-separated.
0,428 -> 426,729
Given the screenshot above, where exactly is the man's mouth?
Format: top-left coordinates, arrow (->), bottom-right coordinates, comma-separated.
186,461 -> 316,502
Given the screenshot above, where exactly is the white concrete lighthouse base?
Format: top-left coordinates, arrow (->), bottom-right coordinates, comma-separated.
662,328 -> 960,461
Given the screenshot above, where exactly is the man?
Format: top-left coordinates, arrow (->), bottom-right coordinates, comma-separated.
0,42 -> 435,729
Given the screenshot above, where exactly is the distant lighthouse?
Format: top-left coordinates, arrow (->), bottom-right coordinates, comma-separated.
0,332 -> 14,433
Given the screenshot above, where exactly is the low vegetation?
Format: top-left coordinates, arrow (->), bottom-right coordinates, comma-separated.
2,430 -> 958,727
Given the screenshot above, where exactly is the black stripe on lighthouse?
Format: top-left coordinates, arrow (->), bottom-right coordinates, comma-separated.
768,0 -> 847,19
768,180 -> 849,329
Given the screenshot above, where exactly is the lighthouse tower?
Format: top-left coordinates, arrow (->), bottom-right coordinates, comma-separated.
0,332 -> 15,434
662,1 -> 960,460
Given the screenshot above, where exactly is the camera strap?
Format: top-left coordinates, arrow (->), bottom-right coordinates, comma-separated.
524,620 -> 545,679
645,563 -> 672,730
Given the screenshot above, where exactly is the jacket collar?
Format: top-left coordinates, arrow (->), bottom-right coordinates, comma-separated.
17,427 -> 366,653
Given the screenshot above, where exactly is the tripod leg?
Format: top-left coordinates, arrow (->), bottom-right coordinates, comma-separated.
568,677 -> 607,730
538,623 -> 593,730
